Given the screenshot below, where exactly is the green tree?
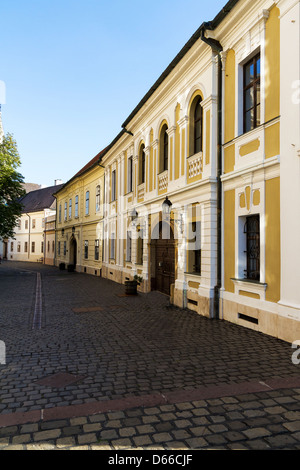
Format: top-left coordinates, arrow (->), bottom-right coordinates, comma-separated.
0,133 -> 25,239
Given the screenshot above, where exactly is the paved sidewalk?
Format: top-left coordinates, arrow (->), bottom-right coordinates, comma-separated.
0,261 -> 300,450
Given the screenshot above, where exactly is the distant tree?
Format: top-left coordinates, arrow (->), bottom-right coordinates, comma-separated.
0,133 -> 25,239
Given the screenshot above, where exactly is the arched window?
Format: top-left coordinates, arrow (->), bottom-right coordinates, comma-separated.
189,95 -> 203,156
159,123 -> 168,172
139,143 -> 145,185
194,98 -> 203,154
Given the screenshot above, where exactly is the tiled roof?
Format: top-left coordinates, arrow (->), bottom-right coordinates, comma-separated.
19,184 -> 64,213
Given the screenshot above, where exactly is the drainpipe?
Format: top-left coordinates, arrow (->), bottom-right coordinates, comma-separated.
26,213 -> 31,260
200,27 -> 223,320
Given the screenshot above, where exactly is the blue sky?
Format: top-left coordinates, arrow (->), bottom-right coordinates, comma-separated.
1,0 -> 227,187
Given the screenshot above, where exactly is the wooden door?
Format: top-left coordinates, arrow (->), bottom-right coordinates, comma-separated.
151,222 -> 175,295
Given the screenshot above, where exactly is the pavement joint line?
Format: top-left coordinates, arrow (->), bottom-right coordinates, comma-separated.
32,273 -> 42,330
1,376 -> 300,428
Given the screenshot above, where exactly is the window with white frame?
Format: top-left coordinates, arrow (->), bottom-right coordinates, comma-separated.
96,185 -> 101,212
243,53 -> 261,133
111,170 -> 116,202
85,191 -> 90,215
126,231 -> 132,262
75,195 -> 79,217
128,156 -> 133,193
110,233 -> 115,259
95,239 -> 99,260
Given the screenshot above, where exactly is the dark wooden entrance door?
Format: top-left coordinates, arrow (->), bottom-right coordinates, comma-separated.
151,222 -> 175,295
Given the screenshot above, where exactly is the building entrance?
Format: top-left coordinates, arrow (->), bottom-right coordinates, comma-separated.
151,221 -> 175,296
69,237 -> 77,269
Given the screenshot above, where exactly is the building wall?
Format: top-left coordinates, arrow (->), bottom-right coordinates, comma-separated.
44,214 -> 56,265
6,210 -> 54,262
55,165 -> 104,275
100,27 -> 220,318
220,0 -> 300,343
50,0 -> 299,344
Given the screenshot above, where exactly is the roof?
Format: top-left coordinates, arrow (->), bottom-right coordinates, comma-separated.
53,147 -> 108,195
55,0 -> 240,187
121,0 -> 239,130
19,184 -> 64,213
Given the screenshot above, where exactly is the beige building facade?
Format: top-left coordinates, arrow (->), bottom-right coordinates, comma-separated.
54,151 -> 105,276
52,0 -> 300,344
6,184 -> 62,263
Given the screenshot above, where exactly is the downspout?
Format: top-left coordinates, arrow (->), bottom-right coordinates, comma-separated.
26,213 -> 31,260
200,28 -> 223,320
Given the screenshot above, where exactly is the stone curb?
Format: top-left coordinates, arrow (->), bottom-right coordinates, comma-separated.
1,376 -> 300,429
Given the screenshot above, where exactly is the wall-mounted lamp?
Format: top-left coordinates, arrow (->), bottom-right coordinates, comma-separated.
130,208 -> 138,222
162,196 -> 172,215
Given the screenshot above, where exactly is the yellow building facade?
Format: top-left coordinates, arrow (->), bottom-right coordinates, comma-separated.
55,0 -> 300,343
220,0 -> 300,343
54,152 -> 105,276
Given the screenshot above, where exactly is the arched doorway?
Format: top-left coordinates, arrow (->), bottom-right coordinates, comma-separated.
151,221 -> 175,295
69,236 -> 77,269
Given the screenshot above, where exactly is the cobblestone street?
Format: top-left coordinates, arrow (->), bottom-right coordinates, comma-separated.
1,261 -> 300,451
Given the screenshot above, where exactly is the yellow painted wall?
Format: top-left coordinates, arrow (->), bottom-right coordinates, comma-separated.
181,128 -> 185,177
205,109 -> 211,165
265,122 -> 280,159
224,144 -> 235,173
224,189 -> 235,293
55,164 -> 104,271
224,49 -> 236,144
265,6 -> 280,123
175,103 -> 180,179
150,129 -> 154,191
265,177 -> 280,302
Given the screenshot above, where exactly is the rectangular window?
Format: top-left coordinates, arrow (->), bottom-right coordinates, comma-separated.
111,170 -> 116,201
25,220 -> 28,230
24,242 -> 28,253
243,53 -> 261,133
58,241 -> 61,256
136,228 -> 144,265
85,191 -> 90,215
69,199 -> 72,219
84,240 -> 89,259
187,221 -> 201,274
75,195 -> 79,217
110,234 -> 115,259
244,215 -> 260,281
32,219 -> 36,229
41,241 -> 44,254
59,204 -> 62,223
126,231 -> 132,262
31,242 -> 35,253
128,157 -> 133,193
64,202 -> 67,221
17,242 -> 21,253
96,186 -> 100,212
64,241 -> 66,256
95,239 -> 99,260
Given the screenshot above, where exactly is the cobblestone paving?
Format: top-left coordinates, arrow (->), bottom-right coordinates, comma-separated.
0,261 -> 300,450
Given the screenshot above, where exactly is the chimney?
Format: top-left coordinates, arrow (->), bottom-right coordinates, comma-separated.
54,179 -> 63,186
